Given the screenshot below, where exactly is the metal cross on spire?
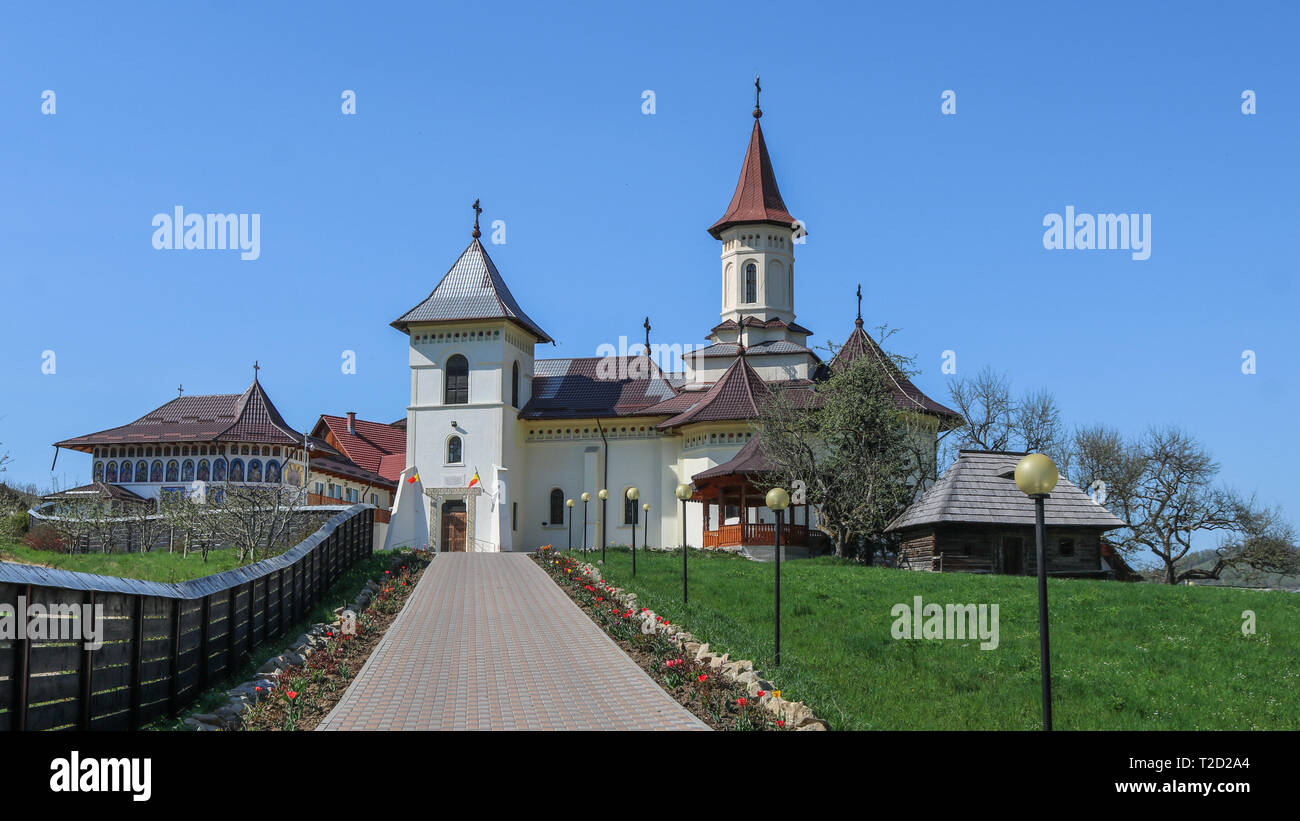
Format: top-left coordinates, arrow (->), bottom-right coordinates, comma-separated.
856,284 -> 863,328
753,74 -> 762,119
643,316 -> 651,356
253,360 -> 260,380
472,199 -> 482,239
177,384 -> 183,397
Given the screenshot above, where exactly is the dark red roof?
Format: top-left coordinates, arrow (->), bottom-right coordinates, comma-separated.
830,325 -> 963,426
55,378 -> 302,452
709,316 -> 814,337
311,415 -> 406,483
656,354 -> 771,429
692,434 -> 773,481
520,356 -> 680,420
708,119 -> 796,239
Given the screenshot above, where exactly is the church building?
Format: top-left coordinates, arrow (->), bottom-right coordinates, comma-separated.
386,90 -> 960,553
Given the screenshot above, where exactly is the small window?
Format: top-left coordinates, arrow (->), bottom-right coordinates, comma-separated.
549,488 -> 565,525
624,494 -> 640,525
744,263 -> 757,304
512,361 -> 520,408
447,435 -> 463,464
1058,537 -> 1075,557
445,354 -> 469,405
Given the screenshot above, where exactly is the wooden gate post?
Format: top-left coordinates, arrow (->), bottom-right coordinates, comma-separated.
127,595 -> 145,730
168,598 -> 182,717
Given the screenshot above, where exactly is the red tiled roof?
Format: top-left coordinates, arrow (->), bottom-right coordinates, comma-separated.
657,354 -> 771,429
311,415 -> 406,483
55,378 -> 302,452
519,356 -> 680,420
708,119 -> 796,239
830,324 -> 963,426
692,434 -> 773,481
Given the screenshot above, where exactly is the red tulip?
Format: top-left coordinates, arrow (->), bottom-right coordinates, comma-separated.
697,674 -> 708,682
287,691 -> 298,700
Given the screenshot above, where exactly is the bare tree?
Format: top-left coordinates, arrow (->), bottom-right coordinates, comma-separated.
212,483 -> 306,564
125,502 -> 165,554
946,367 -> 1015,454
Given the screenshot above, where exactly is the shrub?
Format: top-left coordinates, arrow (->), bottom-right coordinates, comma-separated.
22,524 -> 67,553
0,509 -> 28,541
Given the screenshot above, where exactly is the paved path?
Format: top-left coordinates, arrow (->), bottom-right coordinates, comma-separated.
317,552 -> 707,731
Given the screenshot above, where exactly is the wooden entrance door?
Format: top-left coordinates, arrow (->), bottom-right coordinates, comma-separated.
441,500 -> 467,552
1001,536 -> 1024,575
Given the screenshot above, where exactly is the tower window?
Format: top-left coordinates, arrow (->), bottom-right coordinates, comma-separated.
445,354 -> 469,404
512,360 -> 520,408
744,263 -> 757,304
549,488 -> 565,525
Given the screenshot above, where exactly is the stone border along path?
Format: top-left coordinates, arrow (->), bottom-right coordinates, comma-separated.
317,552 -> 708,731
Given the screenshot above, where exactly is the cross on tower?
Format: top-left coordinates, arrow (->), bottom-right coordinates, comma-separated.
472,199 -> 483,239
855,284 -> 863,328
253,360 -> 260,380
643,316 -> 651,356
753,75 -> 762,119
177,384 -> 183,397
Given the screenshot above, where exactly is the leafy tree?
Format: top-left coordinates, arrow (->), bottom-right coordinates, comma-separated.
757,340 -> 913,559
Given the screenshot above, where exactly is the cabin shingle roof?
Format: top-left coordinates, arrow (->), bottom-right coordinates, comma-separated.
886,450 -> 1128,532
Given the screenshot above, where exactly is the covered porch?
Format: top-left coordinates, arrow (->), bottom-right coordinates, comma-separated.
690,435 -> 812,550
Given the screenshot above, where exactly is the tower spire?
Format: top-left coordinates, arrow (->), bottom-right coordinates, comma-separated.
471,198 -> 482,239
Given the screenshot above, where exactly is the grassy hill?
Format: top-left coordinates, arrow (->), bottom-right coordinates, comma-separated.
576,547 -> 1300,730
0,540 -> 246,582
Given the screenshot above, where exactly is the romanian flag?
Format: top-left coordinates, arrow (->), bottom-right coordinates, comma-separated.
467,470 -> 480,489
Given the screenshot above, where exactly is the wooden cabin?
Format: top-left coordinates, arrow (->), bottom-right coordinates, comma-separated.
885,450 -> 1127,578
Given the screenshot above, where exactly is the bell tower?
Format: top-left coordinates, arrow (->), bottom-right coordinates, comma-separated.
709,77 -> 799,327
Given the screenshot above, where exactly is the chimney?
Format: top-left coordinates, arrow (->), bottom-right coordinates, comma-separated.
346,412 -> 356,435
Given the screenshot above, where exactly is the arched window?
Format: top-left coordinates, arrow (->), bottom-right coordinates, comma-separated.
744,263 -> 757,304
93,462 -> 104,482
104,461 -> 117,483
445,354 -> 469,404
230,459 -> 245,482
213,458 -> 227,482
248,459 -> 263,482
136,460 -> 148,482
197,459 -> 210,481
624,492 -> 639,525
165,460 -> 179,482
181,460 -> 195,482
150,461 -> 164,482
549,489 -> 566,525
265,460 -> 281,483
511,361 -> 520,408
120,461 -> 133,483
446,435 -> 463,464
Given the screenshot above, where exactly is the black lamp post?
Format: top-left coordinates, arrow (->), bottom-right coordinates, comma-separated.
626,486 -> 640,576
566,497 -> 575,552
1014,453 -> 1059,732
581,492 -> 591,560
598,489 -> 609,563
766,487 -> 790,667
675,482 -> 692,605
642,502 -> 650,553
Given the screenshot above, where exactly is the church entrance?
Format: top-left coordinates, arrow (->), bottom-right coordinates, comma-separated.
441,500 -> 467,552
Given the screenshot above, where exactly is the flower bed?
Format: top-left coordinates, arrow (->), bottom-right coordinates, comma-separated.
231,550 -> 431,731
534,545 -> 822,731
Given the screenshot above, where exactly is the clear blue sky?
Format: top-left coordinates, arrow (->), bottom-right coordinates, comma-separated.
1,2 -> 1296,526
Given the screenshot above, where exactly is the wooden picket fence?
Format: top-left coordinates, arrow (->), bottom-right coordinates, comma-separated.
0,504 -> 375,731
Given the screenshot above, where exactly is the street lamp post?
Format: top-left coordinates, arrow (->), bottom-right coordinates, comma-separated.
642,502 -> 650,554
1014,452 -> 1059,732
566,498 -> 575,551
598,489 -> 609,563
675,483 -> 692,605
766,487 -> 790,667
581,492 -> 591,560
626,487 -> 640,576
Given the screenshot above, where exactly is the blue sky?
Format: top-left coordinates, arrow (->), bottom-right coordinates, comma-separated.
1,1 -> 1296,527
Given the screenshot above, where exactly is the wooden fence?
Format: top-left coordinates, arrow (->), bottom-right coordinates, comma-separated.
0,504 -> 375,731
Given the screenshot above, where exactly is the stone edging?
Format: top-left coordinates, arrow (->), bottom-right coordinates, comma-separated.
575,558 -> 829,731
182,552 -> 407,731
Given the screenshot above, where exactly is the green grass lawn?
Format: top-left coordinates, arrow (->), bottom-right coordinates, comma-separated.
0,540 -> 246,582
573,547 -> 1300,730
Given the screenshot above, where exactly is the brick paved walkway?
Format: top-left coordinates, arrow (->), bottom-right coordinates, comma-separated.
317,552 -> 707,731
